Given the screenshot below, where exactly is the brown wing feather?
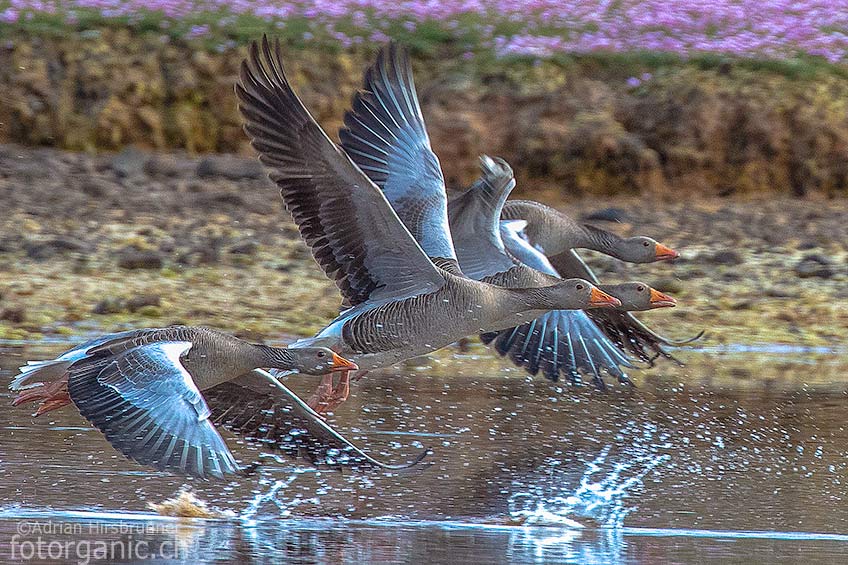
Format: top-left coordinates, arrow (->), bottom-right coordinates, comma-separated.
205,370 -> 428,470
236,36 -> 444,307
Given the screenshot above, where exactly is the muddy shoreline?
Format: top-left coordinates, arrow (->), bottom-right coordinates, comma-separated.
1,144 -> 846,385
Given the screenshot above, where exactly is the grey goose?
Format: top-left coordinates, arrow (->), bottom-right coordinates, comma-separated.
448,156 -> 677,386
500,199 -> 703,363
10,326 -> 426,478
236,37 -> 620,414
337,43 -> 671,387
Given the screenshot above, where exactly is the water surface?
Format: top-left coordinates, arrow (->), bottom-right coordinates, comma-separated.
1,338 -> 846,563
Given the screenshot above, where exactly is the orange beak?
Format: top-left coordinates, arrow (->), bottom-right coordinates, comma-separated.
655,243 -> 679,261
649,288 -> 677,308
589,287 -> 622,308
331,352 -> 359,372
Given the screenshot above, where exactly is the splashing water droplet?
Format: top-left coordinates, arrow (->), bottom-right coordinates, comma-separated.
508,444 -> 669,529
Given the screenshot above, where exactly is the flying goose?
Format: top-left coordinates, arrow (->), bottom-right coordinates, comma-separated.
486,216 -> 680,382
446,156 -> 677,386
501,199 -> 679,263
336,44 -> 671,386
500,199 -> 703,362
10,326 -> 425,478
236,37 -> 620,413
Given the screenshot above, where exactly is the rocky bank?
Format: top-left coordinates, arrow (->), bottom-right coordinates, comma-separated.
1,144 -> 846,361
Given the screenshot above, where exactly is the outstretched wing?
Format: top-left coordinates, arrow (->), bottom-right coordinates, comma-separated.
447,156 -> 518,279
204,370 -> 428,470
340,42 -> 458,269
480,310 -> 636,388
237,36 -> 444,307
492,220 -> 636,386
67,342 -> 240,479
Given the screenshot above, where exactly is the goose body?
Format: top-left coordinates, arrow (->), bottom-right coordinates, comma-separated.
10,326 -> 425,478
236,37 -> 619,410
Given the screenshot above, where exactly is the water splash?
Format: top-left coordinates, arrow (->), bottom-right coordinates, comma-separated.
508,445 -> 669,529
240,455 -> 326,524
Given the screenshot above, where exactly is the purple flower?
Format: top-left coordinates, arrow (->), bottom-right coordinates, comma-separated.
188,24 -> 209,38
0,8 -> 19,24
0,0 -> 845,63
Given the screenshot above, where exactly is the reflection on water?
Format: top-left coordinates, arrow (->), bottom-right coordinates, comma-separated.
1,338 -> 847,563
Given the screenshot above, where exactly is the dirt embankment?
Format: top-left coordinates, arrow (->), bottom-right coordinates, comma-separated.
3,29 -> 848,197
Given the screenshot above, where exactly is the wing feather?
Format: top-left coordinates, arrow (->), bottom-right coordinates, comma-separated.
67,342 -> 239,479
237,36 -> 444,307
340,42 -> 457,264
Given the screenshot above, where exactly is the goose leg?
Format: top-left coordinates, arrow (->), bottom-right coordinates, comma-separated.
12,380 -> 72,416
306,374 -> 336,414
323,371 -> 351,413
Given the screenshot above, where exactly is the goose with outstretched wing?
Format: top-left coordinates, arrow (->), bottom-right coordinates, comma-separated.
237,37 -> 620,413
501,199 -> 703,364
337,44 -> 669,387
10,326 -> 426,478
449,157 -> 678,386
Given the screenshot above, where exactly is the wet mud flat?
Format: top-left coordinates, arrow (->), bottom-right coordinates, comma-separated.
1,144 -> 847,361
1,141 -> 847,564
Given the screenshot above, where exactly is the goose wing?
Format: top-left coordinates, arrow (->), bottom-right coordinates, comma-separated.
545,248 -> 698,358
447,156 -> 518,279
67,341 -> 240,479
237,36 -> 444,307
480,310 -> 636,388
340,42 -> 458,270
491,220 -> 636,386
204,370 -> 429,470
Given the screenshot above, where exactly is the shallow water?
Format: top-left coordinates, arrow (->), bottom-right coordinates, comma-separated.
1,338 -> 847,563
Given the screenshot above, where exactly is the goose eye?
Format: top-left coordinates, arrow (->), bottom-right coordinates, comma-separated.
637,285 -> 645,292
576,284 -> 584,290
643,241 -> 650,247
317,351 -> 326,358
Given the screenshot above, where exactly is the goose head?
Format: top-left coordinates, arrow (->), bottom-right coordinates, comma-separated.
611,236 -> 679,263
602,282 -> 677,311
287,348 -> 359,375
533,278 -> 622,310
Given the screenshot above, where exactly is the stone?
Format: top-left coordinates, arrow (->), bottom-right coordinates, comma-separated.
110,146 -> 151,178
126,294 -> 161,312
0,307 -> 26,323
228,240 -> 258,255
703,250 -> 744,266
25,237 -> 87,260
794,254 -> 834,279
92,297 -> 125,315
117,248 -> 164,270
765,286 -> 801,298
